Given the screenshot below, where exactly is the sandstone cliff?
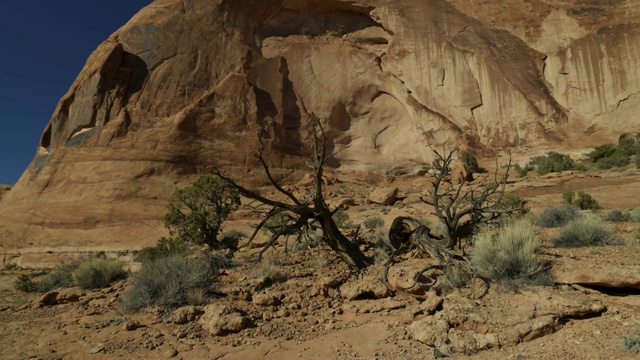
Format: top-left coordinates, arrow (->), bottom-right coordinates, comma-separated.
1,0 -> 639,255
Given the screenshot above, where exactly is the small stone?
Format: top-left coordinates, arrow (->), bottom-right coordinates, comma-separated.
89,344 -> 105,354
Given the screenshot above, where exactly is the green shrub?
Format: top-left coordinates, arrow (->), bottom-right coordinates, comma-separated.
561,191 -> 601,210
535,205 -> 580,228
164,175 -> 240,248
471,222 -> 548,286
120,253 -> 229,313
72,258 -> 126,290
513,164 -> 532,177
622,328 -> 640,353
587,142 -> 633,170
588,144 -> 617,163
461,151 -> 480,174
630,207 -> 640,220
573,191 -> 601,210
38,263 -> 78,293
529,152 -> 576,175
14,275 -> 38,293
596,151 -> 629,170
605,210 -> 631,222
554,216 -> 620,247
135,237 -> 188,264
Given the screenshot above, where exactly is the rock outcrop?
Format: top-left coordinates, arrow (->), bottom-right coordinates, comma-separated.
1,0 -> 640,256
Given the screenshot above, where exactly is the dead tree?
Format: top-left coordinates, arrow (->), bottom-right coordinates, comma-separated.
215,115 -> 372,269
420,148 -> 525,251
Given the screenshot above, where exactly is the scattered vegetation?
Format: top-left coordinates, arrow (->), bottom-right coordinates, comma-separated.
562,191 -> 602,210
605,209 -> 632,222
164,175 -> 241,249
120,253 -> 232,313
37,263 -> 78,293
587,135 -> 640,170
471,222 -> 549,288
332,209 -> 354,230
134,237 -> 189,264
554,216 -> 620,247
535,205 -> 581,228
72,257 -> 126,290
14,275 -> 38,293
527,152 -> 578,175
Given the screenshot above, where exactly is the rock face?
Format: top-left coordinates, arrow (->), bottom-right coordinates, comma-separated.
1,0 -> 640,254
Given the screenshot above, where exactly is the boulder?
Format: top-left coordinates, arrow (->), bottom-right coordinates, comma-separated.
31,291 -> 58,308
367,187 -> 399,206
199,304 -> 248,336
340,277 -> 390,301
169,306 -> 203,324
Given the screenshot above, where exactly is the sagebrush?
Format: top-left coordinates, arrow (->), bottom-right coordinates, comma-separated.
72,257 -> 126,290
471,222 -> 549,287
535,205 -> 580,228
554,216 -> 620,247
120,253 -> 233,313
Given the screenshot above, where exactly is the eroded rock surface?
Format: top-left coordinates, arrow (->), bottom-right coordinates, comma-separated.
2,0 -> 640,257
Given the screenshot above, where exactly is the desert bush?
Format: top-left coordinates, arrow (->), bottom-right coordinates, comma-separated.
535,205 -> 580,228
561,191 -> 601,210
164,175 -> 240,248
362,216 -> 385,230
38,263 -> 78,293
630,207 -> 640,221
471,222 -> 548,287
605,210 -> 631,222
461,151 -> 480,173
14,274 -> 38,293
588,144 -> 618,163
554,216 -> 620,247
135,237 -> 188,264
72,258 -> 126,290
587,142 -> 633,170
513,163 -> 532,177
120,253 -> 230,313
528,152 -> 576,175
623,328 -> 640,353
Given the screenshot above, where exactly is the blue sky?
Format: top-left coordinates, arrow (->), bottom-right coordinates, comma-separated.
0,1 -> 151,185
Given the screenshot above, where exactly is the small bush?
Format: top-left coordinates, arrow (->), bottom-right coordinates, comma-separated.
135,237 -> 188,264
535,205 -> 580,228
622,328 -> 640,353
471,222 -> 548,287
362,216 -> 385,230
14,275 -> 38,293
38,263 -> 78,293
120,253 -> 225,313
461,151 -> 480,173
573,191 -> 602,210
561,191 -> 601,210
630,207 -> 640,221
605,210 -> 631,222
72,258 -> 126,290
554,216 -> 620,247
